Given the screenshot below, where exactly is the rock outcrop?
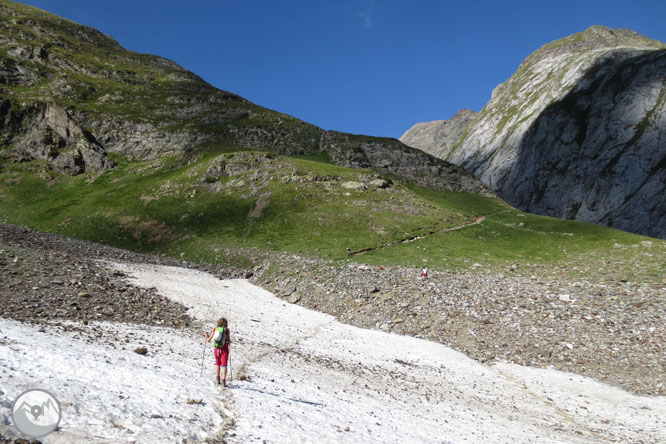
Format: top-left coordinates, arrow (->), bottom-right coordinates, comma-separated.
6,102 -> 116,174
321,130 -> 489,194
400,109 -> 477,159
403,26 -> 666,239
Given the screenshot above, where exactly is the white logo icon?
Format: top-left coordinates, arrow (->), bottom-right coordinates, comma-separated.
11,388 -> 62,438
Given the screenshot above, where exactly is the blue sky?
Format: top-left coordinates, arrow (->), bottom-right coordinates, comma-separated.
17,0 -> 666,139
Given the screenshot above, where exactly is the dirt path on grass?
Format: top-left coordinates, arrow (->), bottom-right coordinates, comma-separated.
349,210 -> 511,256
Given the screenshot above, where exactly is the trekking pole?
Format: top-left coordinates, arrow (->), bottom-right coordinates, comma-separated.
200,335 -> 207,377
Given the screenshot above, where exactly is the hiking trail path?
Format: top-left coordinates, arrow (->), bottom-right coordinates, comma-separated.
349,211 -> 507,256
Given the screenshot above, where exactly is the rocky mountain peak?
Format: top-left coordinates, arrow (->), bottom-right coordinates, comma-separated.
572,25 -> 661,48
403,27 -> 666,239
516,26 -> 666,73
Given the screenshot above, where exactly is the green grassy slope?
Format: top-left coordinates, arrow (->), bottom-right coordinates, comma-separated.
0,0 -> 484,198
1,149 -> 663,283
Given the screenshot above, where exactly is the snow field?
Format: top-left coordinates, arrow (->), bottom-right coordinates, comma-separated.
1,261 -> 665,443
114,262 -> 666,444
1,318 -> 224,443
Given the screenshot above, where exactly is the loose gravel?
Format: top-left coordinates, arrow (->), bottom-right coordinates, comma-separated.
255,253 -> 666,396
0,223 -> 245,329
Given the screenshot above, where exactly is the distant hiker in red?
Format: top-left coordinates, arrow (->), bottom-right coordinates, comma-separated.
205,317 -> 231,387
422,267 -> 428,278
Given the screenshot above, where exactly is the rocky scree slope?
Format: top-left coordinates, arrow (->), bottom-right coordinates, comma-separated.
2,221 -> 666,398
256,251 -> 666,396
401,26 -> 666,238
0,0 -> 487,195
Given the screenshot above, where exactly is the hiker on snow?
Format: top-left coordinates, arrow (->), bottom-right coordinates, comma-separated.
205,317 -> 231,387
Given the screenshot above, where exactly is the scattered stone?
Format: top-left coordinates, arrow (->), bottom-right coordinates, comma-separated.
370,179 -> 389,189
341,181 -> 365,191
0,223 -> 208,329
288,294 -> 302,304
133,347 -> 148,355
249,250 -> 666,396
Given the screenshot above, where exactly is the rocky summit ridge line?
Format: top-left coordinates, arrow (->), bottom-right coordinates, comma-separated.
401,26 -> 666,239
0,0 -> 487,195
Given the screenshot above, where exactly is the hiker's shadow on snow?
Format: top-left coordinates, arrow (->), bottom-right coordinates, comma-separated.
231,385 -> 325,407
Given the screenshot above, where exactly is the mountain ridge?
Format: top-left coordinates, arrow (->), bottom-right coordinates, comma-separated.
401,25 -> 666,239
0,0 -> 488,195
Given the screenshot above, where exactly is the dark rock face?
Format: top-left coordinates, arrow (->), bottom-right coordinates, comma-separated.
403,27 -> 666,239
5,103 -> 116,175
320,131 -> 491,194
504,50 -> 666,239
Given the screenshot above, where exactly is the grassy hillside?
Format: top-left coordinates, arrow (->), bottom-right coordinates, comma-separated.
1,149 -> 664,283
0,1 -> 664,283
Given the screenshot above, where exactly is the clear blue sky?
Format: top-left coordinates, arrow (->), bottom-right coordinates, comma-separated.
17,0 -> 666,139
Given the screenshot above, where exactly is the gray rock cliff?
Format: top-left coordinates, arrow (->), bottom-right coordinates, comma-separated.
505,48 -> 666,238
400,109 -> 477,159
405,26 -> 666,238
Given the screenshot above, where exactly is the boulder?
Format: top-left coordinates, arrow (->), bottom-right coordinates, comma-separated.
342,181 -> 365,191
370,179 -> 389,189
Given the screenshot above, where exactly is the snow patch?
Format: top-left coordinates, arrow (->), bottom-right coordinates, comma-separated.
2,261 -> 665,443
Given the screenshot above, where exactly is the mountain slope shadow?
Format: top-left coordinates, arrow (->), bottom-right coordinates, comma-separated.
500,49 -> 666,239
